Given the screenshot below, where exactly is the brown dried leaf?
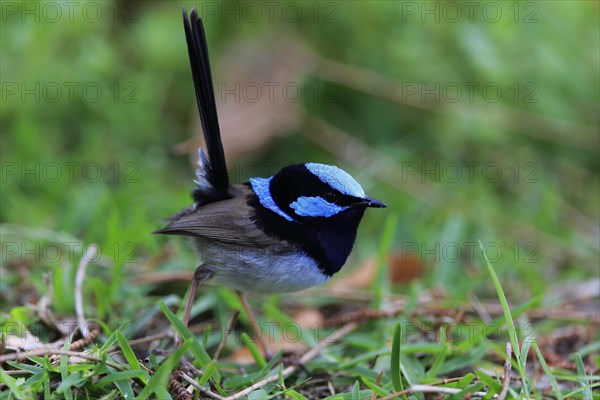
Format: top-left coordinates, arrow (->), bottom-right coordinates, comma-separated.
330,251 -> 424,290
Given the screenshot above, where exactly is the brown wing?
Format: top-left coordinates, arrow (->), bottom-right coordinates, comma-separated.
154,184 -> 272,246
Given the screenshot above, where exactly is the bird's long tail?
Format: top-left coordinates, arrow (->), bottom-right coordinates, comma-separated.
183,8 -> 230,205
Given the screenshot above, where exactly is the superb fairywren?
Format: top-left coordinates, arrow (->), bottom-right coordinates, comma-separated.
155,9 -> 386,337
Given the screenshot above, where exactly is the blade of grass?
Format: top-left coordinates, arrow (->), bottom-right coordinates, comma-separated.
104,370 -> 137,400
456,373 -> 476,389
283,389 -> 309,400
562,382 -> 600,398
474,370 -> 502,395
95,370 -> 148,387
260,349 -> 283,375
437,344 -> 487,376
400,355 -> 425,399
116,329 -> 147,384
0,367 -> 26,399
361,375 -> 391,397
518,334 -> 535,392
519,335 -> 535,372
425,327 -> 448,378
136,339 -> 191,400
43,366 -> 51,398
25,371 -> 47,394
390,322 -> 407,398
56,372 -> 85,394
351,380 -> 360,400
575,353 -> 593,400
346,366 -> 388,383
112,381 -> 135,399
99,336 -> 118,355
60,337 -> 73,400
241,332 -> 267,368
532,342 -> 562,399
159,301 -> 217,376
449,382 -> 487,400
5,361 -> 43,374
198,361 -> 217,386
272,375 -> 311,398
478,240 -> 529,395
247,389 -> 267,399
222,371 -> 264,390
340,349 -> 391,369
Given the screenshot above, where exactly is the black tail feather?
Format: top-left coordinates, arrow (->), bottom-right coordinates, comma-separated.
183,8 -> 230,204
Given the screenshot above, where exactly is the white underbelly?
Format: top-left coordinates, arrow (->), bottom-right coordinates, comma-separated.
191,239 -> 329,293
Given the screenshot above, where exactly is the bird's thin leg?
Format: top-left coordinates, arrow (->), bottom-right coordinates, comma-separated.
176,264 -> 213,347
182,279 -> 199,328
236,290 -> 272,360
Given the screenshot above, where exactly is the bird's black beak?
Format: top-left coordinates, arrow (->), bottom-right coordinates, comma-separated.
366,198 -> 387,208
353,198 -> 387,208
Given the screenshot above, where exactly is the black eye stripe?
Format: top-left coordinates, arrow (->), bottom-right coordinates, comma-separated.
324,192 -> 338,202
337,195 -> 360,206
325,191 -> 361,206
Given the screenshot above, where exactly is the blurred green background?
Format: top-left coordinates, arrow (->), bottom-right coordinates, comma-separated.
1,0 -> 598,311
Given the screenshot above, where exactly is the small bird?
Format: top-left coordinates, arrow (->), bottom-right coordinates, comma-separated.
155,9 -> 386,343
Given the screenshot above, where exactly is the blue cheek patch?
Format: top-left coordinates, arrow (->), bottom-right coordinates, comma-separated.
290,196 -> 349,218
250,177 -> 296,222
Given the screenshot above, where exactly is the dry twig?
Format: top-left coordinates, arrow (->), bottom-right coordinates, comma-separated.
75,244 -> 97,338
498,342 -> 512,400
179,371 -> 226,400
213,309 -> 240,361
0,326 -> 100,362
0,349 -> 123,370
180,357 -> 204,378
380,384 -> 496,399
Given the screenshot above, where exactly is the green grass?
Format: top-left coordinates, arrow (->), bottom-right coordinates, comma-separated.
1,0 -> 599,398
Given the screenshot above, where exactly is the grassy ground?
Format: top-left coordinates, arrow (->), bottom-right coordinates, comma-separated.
1,1 -> 599,399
